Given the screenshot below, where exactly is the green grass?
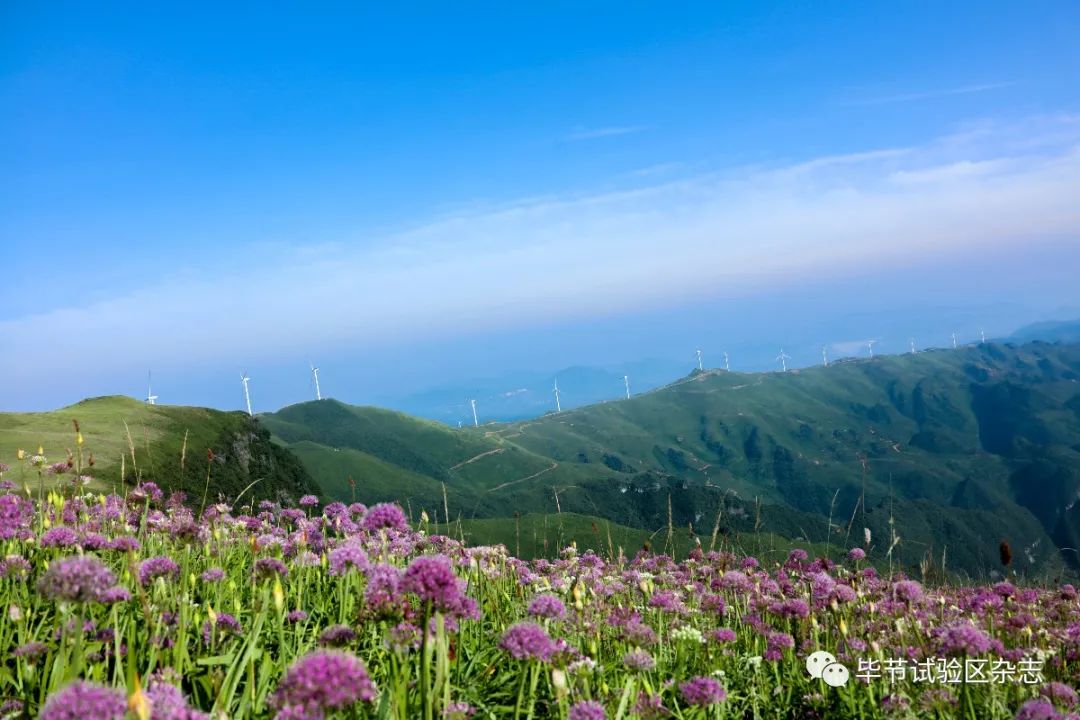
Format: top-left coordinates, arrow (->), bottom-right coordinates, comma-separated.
0,395 -> 318,504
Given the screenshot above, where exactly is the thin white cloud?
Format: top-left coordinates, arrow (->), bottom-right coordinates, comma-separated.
566,125 -> 646,141
4,115 -> 1080,391
842,82 -> 1015,107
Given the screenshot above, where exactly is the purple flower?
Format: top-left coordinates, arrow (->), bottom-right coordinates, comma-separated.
709,628 -> 737,644
632,692 -> 668,719
254,557 -> 289,580
146,678 -> 210,720
569,700 -> 608,720
0,554 -> 32,579
108,535 -> 140,552
327,543 -> 369,576
201,568 -> 225,583
201,613 -> 241,645
40,526 -> 80,548
286,609 -> 309,623
138,556 -> 180,586
318,624 -> 357,647
499,622 -> 556,661
363,563 -> 405,617
935,622 -> 993,656
527,594 -> 567,620
37,555 -> 117,603
719,571 -> 752,592
269,650 -> 377,716
13,641 -> 49,663
299,495 -> 320,507
1039,682 -> 1079,708
894,580 -> 924,604
1015,699 -> 1062,720
402,555 -> 465,613
99,586 -> 131,604
40,681 -> 127,720
848,547 -> 866,560
387,622 -> 422,652
443,701 -> 476,719
679,677 -> 726,707
362,503 -> 408,532
623,649 -> 656,671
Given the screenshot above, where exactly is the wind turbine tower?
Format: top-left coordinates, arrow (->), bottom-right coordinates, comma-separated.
821,346 -> 829,367
553,378 -> 562,413
623,375 -> 631,399
776,348 -> 791,373
723,352 -> 730,372
470,399 -> 479,428
240,373 -> 253,417
145,372 -> 158,405
910,338 -> 917,354
867,340 -> 878,359
310,363 -> 322,401
695,349 -> 703,371
980,329 -> 987,344
952,333 -> 958,349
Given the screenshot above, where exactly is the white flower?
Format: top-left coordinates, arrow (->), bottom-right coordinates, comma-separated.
671,626 -> 706,644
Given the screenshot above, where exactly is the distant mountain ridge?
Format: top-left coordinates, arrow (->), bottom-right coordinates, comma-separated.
263,340 -> 1080,579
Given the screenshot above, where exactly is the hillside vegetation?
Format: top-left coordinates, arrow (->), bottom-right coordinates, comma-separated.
0,395 -> 318,505
263,341 -> 1080,580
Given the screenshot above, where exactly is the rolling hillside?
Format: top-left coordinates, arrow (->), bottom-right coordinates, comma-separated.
0,396 -> 318,504
264,341 -> 1080,579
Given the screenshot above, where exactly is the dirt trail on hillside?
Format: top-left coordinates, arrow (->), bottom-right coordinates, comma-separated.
486,461 -> 557,493
449,448 -> 504,470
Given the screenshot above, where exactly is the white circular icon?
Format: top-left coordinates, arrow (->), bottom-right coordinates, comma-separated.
821,662 -> 850,687
805,651 -> 837,679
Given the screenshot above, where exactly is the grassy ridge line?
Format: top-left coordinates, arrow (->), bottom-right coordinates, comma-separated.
0,395 -> 319,504
263,341 -> 1080,576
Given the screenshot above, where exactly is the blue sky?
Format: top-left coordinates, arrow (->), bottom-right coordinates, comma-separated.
2,2 -> 1080,412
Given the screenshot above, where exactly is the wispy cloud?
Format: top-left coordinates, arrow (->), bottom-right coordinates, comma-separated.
566,125 -> 646,141
4,115 -> 1080,394
842,82 -> 1015,107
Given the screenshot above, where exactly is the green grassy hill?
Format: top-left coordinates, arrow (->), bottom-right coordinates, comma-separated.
0,395 -> 318,505
263,341 -> 1080,580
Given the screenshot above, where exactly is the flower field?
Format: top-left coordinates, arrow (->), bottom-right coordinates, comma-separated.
2,451 -> 1080,719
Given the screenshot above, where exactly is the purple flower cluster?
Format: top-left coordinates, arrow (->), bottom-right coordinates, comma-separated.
269,650 -> 377,717
40,681 -> 127,720
327,543 -> 369,576
138,555 -> 180,586
499,622 -> 555,661
568,700 -> 608,720
527,593 -> 567,620
145,678 -> 210,720
679,676 -> 726,707
361,502 -> 408,532
37,555 -> 119,604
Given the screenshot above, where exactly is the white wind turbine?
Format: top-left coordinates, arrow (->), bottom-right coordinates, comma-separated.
623,375 -> 631,399
310,363 -> 322,401
952,332 -> 958,349
821,346 -> 829,367
867,340 -> 878,359
553,377 -> 562,413
776,348 -> 791,373
980,329 -> 987,344
470,399 -> 479,428
910,338 -> 917,354
723,352 -> 730,372
240,373 -> 253,417
145,372 -> 158,405
695,349 -> 703,371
